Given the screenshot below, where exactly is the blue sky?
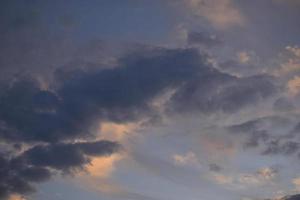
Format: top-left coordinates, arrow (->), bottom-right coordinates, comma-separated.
1,1 -> 300,200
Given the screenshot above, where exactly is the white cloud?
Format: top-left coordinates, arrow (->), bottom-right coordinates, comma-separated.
173,151 -> 199,166
274,46 -> 300,76
256,167 -> 277,181
211,167 -> 277,188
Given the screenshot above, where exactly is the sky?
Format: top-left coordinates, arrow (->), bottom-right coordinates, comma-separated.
2,0 -> 300,200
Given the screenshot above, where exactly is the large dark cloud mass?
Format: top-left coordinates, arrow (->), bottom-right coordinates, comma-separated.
0,48 -> 202,143
2,1 -> 300,200
21,140 -> 121,171
0,45 -> 278,199
0,47 -> 205,199
0,140 -> 120,199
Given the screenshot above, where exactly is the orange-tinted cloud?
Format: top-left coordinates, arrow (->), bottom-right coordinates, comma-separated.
200,134 -> 237,161
173,151 -> 199,166
184,0 -> 245,29
86,154 -> 122,178
287,76 -> 300,96
8,195 -> 26,200
274,46 -> 300,76
213,174 -> 233,184
98,122 -> 138,141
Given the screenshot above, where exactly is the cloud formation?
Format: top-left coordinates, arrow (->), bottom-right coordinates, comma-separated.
2,1 -> 300,200
169,74 -> 276,113
0,46 -> 217,199
0,140 -> 120,199
183,0 -> 245,29
187,31 -> 222,47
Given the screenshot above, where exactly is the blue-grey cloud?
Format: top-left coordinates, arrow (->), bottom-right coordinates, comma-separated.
270,194 -> 300,200
169,74 -> 276,113
187,31 -> 222,47
0,47 -> 203,144
0,140 -> 120,199
0,47 -> 206,199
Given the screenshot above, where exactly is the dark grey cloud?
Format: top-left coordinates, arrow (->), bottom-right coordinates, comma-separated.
243,130 -> 269,149
273,97 -> 295,112
271,194 -> 300,200
0,140 -> 120,200
0,154 -> 50,199
227,116 -> 300,156
228,116 -> 293,135
228,117 -> 273,148
21,140 -> 121,171
1,1 -> 298,199
187,31 -> 222,47
284,194 -> 300,200
292,122 -> 300,135
209,163 -> 223,172
229,118 -> 265,134
0,48 -> 203,143
262,140 -> 300,155
0,47 -> 206,199
0,79 -> 63,143
0,42 -> 279,199
169,73 -> 276,113
56,47 -> 202,123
